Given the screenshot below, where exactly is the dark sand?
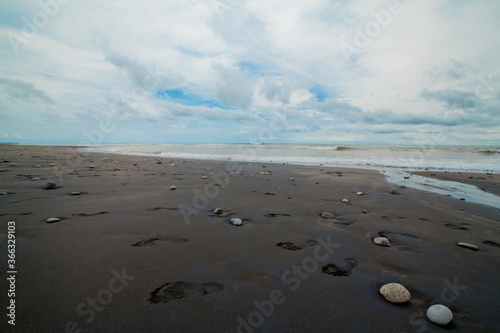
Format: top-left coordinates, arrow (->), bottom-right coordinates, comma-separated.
1,145 -> 499,332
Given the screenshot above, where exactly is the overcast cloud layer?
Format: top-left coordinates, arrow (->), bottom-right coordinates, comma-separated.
1,0 -> 499,144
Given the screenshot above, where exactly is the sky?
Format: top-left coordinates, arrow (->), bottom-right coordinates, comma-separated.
0,0 -> 499,145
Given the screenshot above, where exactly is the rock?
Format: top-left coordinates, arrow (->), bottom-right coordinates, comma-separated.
320,212 -> 335,219
156,161 -> 162,164
389,188 -> 399,195
362,210 -> 368,214
373,237 -> 391,247
229,218 -> 243,226
315,181 -> 319,184
460,198 -> 466,201
457,242 -> 479,251
45,182 -> 58,190
426,304 -> 453,326
0,192 -> 8,195
404,176 -> 410,179
89,165 -> 95,168
356,192 -> 363,196
201,176 -> 208,179
342,199 -> 349,203
259,171 -> 272,175
169,185 -> 177,190
287,196 -> 292,199
31,177 -> 40,181
379,283 -> 410,303
46,217 -> 60,223
289,178 -> 295,181
213,208 -> 223,214
49,163 -> 55,166
70,192 -> 82,196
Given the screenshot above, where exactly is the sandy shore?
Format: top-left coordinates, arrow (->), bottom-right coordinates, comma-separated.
1,145 -> 499,332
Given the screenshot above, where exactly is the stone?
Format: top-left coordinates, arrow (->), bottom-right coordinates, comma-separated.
45,182 -> 58,190
426,304 -> 453,326
0,192 -> 8,195
70,192 -> 82,196
49,163 -> 55,166
213,208 -> 223,214
373,237 -> 391,247
362,210 -> 368,214
31,177 -> 40,181
320,212 -> 335,219
260,171 -> 272,175
379,283 -> 410,303
342,199 -> 349,203
356,192 -> 363,196
89,165 -> 95,168
201,175 -> 208,179
289,178 -> 295,181
389,188 -> 399,195
457,242 -> 479,251
46,217 -> 60,223
169,185 -> 177,190
229,218 -> 243,226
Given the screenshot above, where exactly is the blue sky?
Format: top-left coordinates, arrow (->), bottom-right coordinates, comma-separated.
0,0 -> 499,145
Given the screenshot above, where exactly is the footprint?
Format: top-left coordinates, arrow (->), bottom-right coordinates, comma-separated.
265,213 -> 291,217
483,241 -> 500,248
378,231 -> 419,240
444,223 -> 469,230
132,238 -> 159,246
71,211 -> 109,217
148,281 -> 224,303
322,258 -> 358,277
147,207 -> 180,211
276,240 -> 318,251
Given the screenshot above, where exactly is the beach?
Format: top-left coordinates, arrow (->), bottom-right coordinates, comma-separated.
1,145 -> 499,332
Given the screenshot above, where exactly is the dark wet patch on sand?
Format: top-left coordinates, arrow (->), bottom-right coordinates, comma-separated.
322,258 -> 358,277
276,240 -> 318,251
148,281 -> 224,303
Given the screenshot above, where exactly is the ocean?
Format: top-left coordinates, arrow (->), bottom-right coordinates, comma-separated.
83,143 -> 499,173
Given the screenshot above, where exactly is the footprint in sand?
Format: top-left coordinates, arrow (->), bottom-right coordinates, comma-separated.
265,213 -> 291,217
148,281 -> 224,303
444,223 -> 469,230
483,241 -> 500,248
322,258 -> 358,277
132,238 -> 188,246
276,240 -> 318,251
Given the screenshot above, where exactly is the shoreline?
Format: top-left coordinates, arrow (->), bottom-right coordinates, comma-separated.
1,145 -> 500,332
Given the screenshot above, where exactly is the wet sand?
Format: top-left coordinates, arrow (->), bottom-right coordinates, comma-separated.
1,145 -> 499,332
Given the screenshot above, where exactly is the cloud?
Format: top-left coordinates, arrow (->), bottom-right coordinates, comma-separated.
0,78 -> 54,104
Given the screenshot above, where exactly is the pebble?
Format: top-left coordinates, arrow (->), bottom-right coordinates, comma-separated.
229,218 -> 243,226
426,304 -> 453,326
169,185 -> 177,190
70,192 -> 82,196
260,171 -> 272,175
320,212 -> 335,219
45,182 -> 58,190
89,165 -> 95,168
356,192 -> 363,196
457,242 -> 479,251
201,176 -> 208,179
389,188 -> 399,195
361,210 -> 368,214
49,163 -> 55,166
46,217 -> 60,223
31,177 -> 40,181
289,178 -> 295,181
342,199 -> 349,203
373,237 -> 391,247
379,283 -> 410,303
213,208 -> 223,214
0,192 -> 8,195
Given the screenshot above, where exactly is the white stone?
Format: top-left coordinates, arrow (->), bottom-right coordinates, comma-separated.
70,192 -> 82,196
356,192 -> 364,196
169,185 -> 177,190
379,283 -> 410,303
259,171 -> 272,175
320,212 -> 335,219
213,208 -> 223,214
342,199 -> 349,203
89,165 -> 95,168
374,237 -> 391,247
457,242 -> 479,251
229,218 -> 243,226
31,177 -> 40,181
427,304 -> 453,326
201,176 -> 208,179
46,218 -> 60,223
